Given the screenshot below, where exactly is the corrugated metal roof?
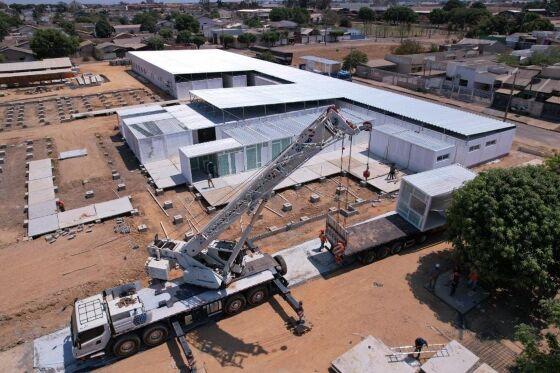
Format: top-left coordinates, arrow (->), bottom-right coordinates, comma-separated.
403,164 -> 476,196
0,57 -> 71,73
180,138 -> 242,158
301,55 -> 341,65
372,124 -> 409,135
129,118 -> 185,139
129,50 -> 515,137
392,130 -> 455,151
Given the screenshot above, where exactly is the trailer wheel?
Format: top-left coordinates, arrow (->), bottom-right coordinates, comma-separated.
376,246 -> 390,259
113,334 -> 141,358
247,286 -> 269,306
273,255 -> 288,276
225,294 -> 246,315
390,242 -> 403,254
418,235 -> 427,244
142,323 -> 169,347
358,250 -> 376,265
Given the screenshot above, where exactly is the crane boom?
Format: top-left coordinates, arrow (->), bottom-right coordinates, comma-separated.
147,106 -> 361,289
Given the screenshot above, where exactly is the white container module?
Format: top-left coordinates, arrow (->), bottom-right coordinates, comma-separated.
370,124 -> 456,172
396,164 -> 476,232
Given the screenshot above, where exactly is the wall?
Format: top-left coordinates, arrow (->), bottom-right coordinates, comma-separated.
129,52 -> 176,97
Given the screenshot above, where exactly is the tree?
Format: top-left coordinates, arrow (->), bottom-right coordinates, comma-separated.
119,16 -> 129,25
174,13 -> 199,33
470,1 -> 486,9
329,29 -> 344,41
261,30 -> 280,46
323,10 -> 339,26
428,9 -> 449,27
447,166 -> 560,300
237,32 -> 257,47
270,7 -> 291,22
30,29 -> 78,59
159,28 -> 173,40
339,18 -> 352,28
443,0 -> 465,12
520,17 -> 554,32
0,17 -> 9,41
545,154 -> 560,174
59,20 -> 76,36
393,39 -> 424,55
358,7 -> 375,25
133,12 -> 158,33
220,34 -> 234,48
176,30 -> 192,44
245,16 -> 261,28
383,6 -> 418,25
258,50 -> 275,62
342,50 -> 368,72
269,7 -> 309,25
190,35 -> 205,49
55,2 -> 68,13
514,299 -> 560,371
210,9 -> 220,19
146,36 -> 164,50
95,17 -> 113,38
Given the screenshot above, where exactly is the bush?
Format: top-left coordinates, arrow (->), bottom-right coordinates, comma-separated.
393,39 -> 424,55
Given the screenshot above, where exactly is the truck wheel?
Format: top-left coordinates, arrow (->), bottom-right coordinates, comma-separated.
142,323 -> 169,347
225,294 -> 246,315
358,250 -> 376,265
391,242 -> 403,254
418,234 -> 427,244
113,334 -> 141,358
376,246 -> 390,259
247,286 -> 269,306
273,255 -> 288,276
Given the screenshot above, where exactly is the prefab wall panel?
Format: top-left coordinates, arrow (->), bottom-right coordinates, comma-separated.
129,53 -> 175,97
136,131 -> 193,164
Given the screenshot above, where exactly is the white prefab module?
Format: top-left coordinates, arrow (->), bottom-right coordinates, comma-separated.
371,124 -> 455,172
396,164 -> 477,232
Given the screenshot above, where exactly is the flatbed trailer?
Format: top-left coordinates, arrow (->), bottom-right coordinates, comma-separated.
325,211 -> 441,265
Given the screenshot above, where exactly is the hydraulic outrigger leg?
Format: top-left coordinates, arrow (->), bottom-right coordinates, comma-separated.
273,278 -> 311,336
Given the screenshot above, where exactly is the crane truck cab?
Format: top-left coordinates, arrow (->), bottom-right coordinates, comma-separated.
71,293 -> 112,359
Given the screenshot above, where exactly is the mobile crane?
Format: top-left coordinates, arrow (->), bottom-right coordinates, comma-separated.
69,106 -> 361,369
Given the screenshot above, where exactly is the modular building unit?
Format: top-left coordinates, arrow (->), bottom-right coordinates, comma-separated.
370,124 -> 456,172
396,164 -> 476,232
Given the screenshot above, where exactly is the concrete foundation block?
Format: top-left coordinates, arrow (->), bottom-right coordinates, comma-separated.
111,172 -> 120,180
137,224 -> 148,232
23,219 -> 28,228
309,194 -> 320,203
0,158 -> 4,164
194,193 -> 202,200
268,226 -> 278,232
163,200 -> 173,209
85,190 -> 95,198
26,153 -> 33,160
173,215 -> 183,225
359,180 -> 368,187
300,216 -> 310,222
130,208 -> 139,216
206,206 -> 216,213
117,183 -> 126,191
293,183 -> 302,190
328,206 -> 338,213
355,197 -> 365,204
185,231 -> 195,240
335,186 -> 347,195
155,188 -> 164,196
340,205 -> 358,217
282,203 -> 292,212
0,150 -> 5,157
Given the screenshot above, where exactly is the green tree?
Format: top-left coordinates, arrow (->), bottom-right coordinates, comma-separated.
269,7 -> 309,25
342,49 -> 368,72
520,17 -> 554,32
30,28 -> 78,59
470,1 -> 486,9
210,9 -> 220,19
220,34 -> 234,48
258,50 -> 276,62
119,16 -> 129,25
174,13 -> 199,33
0,17 -> 9,41
544,154 -> 560,174
95,17 -> 113,38
358,7 -> 375,24
383,6 -> 418,25
270,7 -> 291,22
159,28 -> 173,40
133,12 -> 158,33
393,39 -> 424,55
447,166 -> 560,300
175,30 -> 192,44
190,35 -> 205,49
428,9 -> 449,27
0,53 -> 4,63
443,0 -> 465,12
245,16 -> 262,28
261,30 -> 280,46
339,18 -> 352,28
237,32 -> 257,47
329,29 -> 344,41
145,36 -> 164,50
514,299 -> 560,371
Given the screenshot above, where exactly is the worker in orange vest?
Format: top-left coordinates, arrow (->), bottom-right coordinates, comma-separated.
319,229 -> 327,250
56,199 -> 65,212
332,241 -> 346,264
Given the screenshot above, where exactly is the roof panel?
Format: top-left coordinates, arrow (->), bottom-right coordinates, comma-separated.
403,164 -> 476,196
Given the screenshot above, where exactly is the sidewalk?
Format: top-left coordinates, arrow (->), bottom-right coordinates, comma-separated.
352,77 -> 560,133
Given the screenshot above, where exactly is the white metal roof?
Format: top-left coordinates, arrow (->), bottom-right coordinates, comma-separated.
403,164 -> 476,196
373,124 -> 409,135
180,138 -> 242,158
128,50 -> 516,137
392,130 -> 455,151
301,55 -> 341,65
0,57 -> 72,73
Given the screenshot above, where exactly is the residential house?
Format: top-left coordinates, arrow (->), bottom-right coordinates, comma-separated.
94,42 -> 127,60
0,46 -> 36,62
237,9 -> 272,21
113,24 -> 142,35
198,16 -> 227,39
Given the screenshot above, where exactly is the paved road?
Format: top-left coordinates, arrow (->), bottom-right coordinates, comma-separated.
514,122 -> 560,149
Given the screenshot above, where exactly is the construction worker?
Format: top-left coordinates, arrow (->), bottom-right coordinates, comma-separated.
332,241 -> 346,264
207,172 -> 215,188
387,163 -> 396,180
414,337 -> 428,359
206,161 -> 215,188
56,199 -> 65,212
319,229 -> 327,250
428,263 -> 441,290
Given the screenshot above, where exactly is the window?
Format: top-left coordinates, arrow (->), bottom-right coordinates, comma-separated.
469,145 -> 480,152
246,144 -> 262,170
436,154 -> 450,162
77,326 -> 105,343
486,140 -> 496,147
